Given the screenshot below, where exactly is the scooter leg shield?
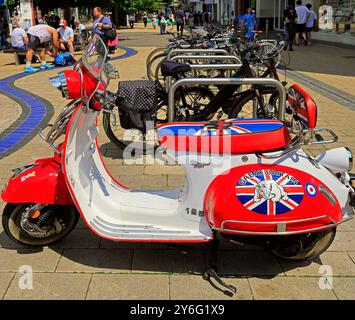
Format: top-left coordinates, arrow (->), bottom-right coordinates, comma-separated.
1,157 -> 74,205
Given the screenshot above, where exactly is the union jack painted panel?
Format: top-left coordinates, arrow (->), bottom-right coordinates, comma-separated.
236,169 -> 304,215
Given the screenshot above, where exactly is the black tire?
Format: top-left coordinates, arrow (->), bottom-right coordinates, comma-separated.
266,228 -> 336,261
103,86 -> 215,151
2,203 -> 79,247
229,86 -> 280,119
103,106 -> 127,150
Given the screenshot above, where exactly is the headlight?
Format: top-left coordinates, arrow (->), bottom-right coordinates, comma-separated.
49,70 -> 82,100
50,71 -> 69,98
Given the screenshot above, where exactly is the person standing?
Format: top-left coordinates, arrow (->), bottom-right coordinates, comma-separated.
306,3 -> 317,45
295,0 -> 310,45
169,12 -> 175,31
129,13 -> 135,29
152,12 -> 158,30
284,4 -> 297,51
25,24 -> 58,72
142,12 -> 148,29
0,16 -> 9,50
57,19 -> 74,56
204,11 -> 210,26
175,6 -> 185,35
92,6 -> 113,46
241,8 -> 257,38
198,11 -> 203,26
11,21 -> 28,50
159,12 -> 167,35
193,11 -> 199,27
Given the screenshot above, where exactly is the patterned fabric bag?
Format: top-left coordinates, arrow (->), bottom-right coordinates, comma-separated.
116,80 -> 157,131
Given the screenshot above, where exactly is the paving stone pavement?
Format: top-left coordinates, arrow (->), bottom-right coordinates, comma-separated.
0,24 -> 354,300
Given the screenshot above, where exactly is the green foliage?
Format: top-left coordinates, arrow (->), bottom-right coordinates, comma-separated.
33,0 -> 159,13
121,0 -> 159,12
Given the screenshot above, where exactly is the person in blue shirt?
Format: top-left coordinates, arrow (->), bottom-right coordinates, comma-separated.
240,8 -> 257,39
92,6 -> 112,46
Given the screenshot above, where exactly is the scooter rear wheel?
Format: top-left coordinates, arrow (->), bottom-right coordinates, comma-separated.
2,203 -> 79,247
266,228 -> 336,261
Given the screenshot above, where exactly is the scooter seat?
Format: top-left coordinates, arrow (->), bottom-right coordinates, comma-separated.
157,119 -> 291,155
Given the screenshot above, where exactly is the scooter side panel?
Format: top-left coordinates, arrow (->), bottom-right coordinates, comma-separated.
205,163 -> 344,234
1,158 -> 74,205
63,106 -> 213,242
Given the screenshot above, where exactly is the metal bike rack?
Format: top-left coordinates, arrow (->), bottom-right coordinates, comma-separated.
170,55 -> 241,64
167,78 -> 286,122
167,48 -> 229,60
164,63 -> 243,93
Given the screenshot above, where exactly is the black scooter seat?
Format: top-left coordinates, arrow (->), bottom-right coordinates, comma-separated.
161,60 -> 192,77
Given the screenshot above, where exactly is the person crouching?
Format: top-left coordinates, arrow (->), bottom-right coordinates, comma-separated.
25,24 -> 59,73
57,19 -> 74,55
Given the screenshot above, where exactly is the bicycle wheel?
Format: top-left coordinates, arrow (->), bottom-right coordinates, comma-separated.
103,104 -> 156,154
146,47 -> 167,69
146,50 -> 168,81
229,86 -> 280,119
255,41 -> 281,72
172,86 -> 216,121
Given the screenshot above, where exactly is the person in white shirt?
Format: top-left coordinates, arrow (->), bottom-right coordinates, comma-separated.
295,0 -> 310,45
306,3 -> 317,45
25,24 -> 59,73
11,22 -> 28,50
57,18 -> 74,55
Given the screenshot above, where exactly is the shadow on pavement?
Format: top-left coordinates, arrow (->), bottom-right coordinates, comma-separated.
0,227 -> 317,278
280,42 -> 355,77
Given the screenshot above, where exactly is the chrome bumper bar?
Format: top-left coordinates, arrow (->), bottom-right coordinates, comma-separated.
213,213 -> 353,236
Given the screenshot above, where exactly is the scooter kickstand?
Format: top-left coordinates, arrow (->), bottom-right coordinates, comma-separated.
203,238 -> 237,296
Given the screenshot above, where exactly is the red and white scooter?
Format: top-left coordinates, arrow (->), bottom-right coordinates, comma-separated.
2,36 -> 354,293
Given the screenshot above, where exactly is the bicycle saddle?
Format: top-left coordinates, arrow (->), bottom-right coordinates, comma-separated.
161,60 -> 192,77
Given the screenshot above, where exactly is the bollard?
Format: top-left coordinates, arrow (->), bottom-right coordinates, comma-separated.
265,19 -> 269,39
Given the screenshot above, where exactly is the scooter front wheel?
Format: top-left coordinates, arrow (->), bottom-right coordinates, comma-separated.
266,228 -> 336,261
2,203 -> 79,247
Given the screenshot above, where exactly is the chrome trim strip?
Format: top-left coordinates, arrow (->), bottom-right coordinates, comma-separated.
212,215 -> 352,236
90,221 -> 204,239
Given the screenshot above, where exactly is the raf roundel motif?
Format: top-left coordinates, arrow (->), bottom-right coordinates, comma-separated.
305,183 -> 318,197
236,169 -> 304,215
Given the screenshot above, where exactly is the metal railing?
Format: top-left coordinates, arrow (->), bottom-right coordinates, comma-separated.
167,48 -> 229,60
170,55 -> 241,64
163,62 -> 243,93
167,78 -> 286,122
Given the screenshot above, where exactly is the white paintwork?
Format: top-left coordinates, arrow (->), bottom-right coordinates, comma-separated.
316,147 -> 352,173
63,106 -> 353,241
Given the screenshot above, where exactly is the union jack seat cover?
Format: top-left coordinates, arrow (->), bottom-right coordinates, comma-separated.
157,119 -> 291,154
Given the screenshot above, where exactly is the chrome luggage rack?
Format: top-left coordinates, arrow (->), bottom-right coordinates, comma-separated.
213,214 -> 353,236
38,100 -> 79,154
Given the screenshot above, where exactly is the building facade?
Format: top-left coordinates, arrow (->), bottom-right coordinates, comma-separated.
185,0 -> 354,45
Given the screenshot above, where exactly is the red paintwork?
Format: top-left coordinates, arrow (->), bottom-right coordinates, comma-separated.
204,164 -> 342,235
63,70 -> 82,99
157,120 -> 291,154
1,156 -> 74,205
288,84 -> 317,129
81,65 -> 100,100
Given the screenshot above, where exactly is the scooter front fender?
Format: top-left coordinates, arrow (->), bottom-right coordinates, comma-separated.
1,157 -> 74,205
